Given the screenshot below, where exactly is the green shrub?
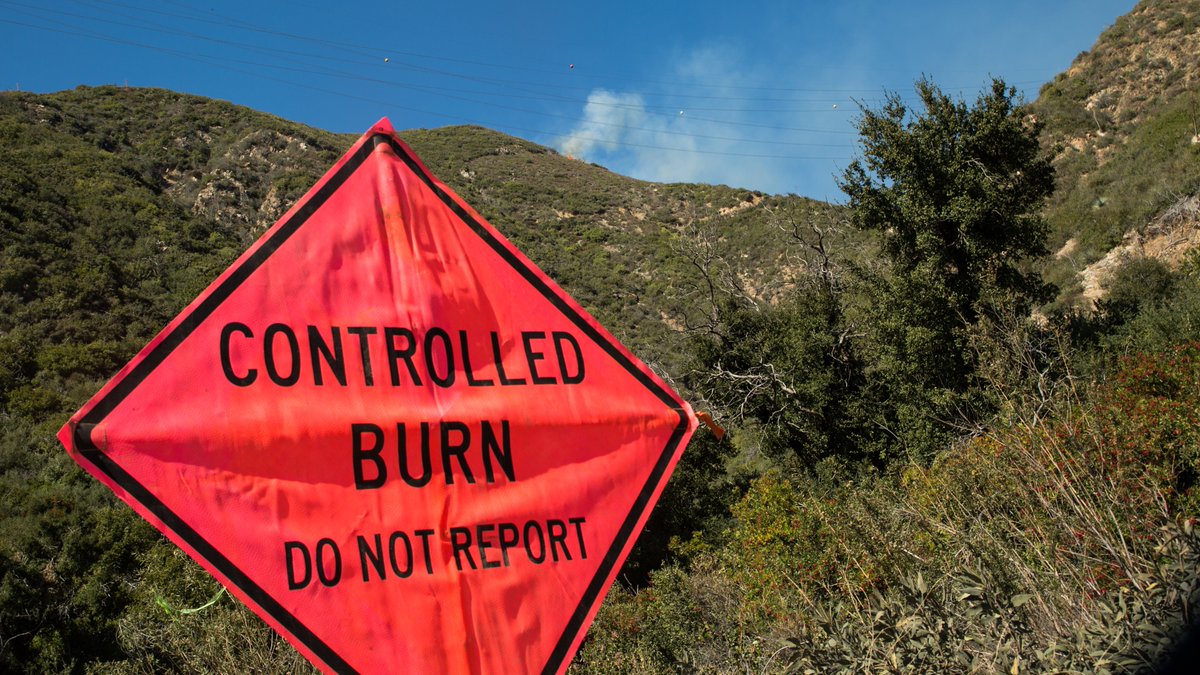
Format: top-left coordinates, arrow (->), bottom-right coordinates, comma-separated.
579,341 -> 1200,672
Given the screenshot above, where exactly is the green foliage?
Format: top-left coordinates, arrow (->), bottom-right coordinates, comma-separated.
621,432 -> 742,585
721,473 -> 844,613
688,279 -> 888,470
1044,95 -> 1200,277
770,541 -> 1200,674
108,547 -> 317,674
1064,252 -> 1200,368
1034,0 -> 1199,146
572,564 -> 762,673
1099,256 -> 1177,324
580,342 -> 1200,673
1109,262 -> 1200,356
1036,71 -> 1101,140
1033,0 -> 1200,305
839,78 -> 1055,460
0,421 -> 160,671
841,78 -> 1054,318
0,87 -> 295,670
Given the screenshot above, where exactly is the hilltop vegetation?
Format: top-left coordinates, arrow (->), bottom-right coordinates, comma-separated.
1033,0 -> 1200,306
3,1 -> 1200,671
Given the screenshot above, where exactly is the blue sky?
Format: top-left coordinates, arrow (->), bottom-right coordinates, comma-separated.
2,0 -> 1134,199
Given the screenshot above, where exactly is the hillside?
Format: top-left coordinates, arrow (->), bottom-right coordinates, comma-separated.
0,85 -> 836,384
4,1 -> 1200,670
1032,0 -> 1200,305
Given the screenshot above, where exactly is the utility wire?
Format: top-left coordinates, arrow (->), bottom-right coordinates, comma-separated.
145,0 -> 1051,93
0,16 -> 854,161
0,7 -> 864,146
3,1 -> 1046,165
1,7 -> 852,147
100,0 -> 1046,95
9,0 -> 874,122
43,0 -> 1042,101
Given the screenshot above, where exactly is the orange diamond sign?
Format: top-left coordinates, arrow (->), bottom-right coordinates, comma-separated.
58,120 -> 696,673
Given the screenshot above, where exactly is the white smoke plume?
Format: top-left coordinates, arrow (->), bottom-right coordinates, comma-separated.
559,90 -> 649,158
554,46 -> 862,197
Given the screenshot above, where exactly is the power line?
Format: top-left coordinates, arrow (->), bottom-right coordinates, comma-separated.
0,16 -> 855,162
0,6 -> 865,143
86,0 -> 973,94
4,0 -> 1038,144
37,0 -> 1044,101
1,0 -> 1053,171
6,0 -> 883,123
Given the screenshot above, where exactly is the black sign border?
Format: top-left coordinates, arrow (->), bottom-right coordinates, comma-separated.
72,133 -> 690,675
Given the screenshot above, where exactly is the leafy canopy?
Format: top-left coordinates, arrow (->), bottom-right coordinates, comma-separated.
838,78 -> 1055,459
841,78 -> 1054,322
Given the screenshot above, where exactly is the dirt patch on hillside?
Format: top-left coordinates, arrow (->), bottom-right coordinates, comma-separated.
1079,194 -> 1200,306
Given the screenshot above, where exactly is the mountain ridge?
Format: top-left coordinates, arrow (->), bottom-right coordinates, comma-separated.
1033,0 -> 1200,305
3,1 -> 1200,669
1,84 -> 842,385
